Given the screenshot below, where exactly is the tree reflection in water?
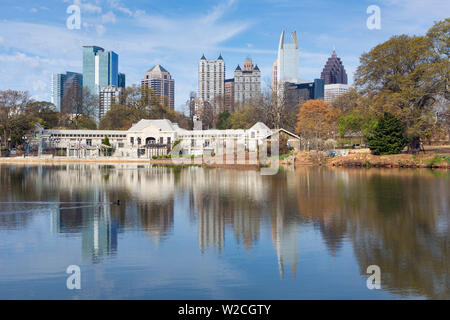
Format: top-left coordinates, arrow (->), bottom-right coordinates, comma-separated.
0,164 -> 448,298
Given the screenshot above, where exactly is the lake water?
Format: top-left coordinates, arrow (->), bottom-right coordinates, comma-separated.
0,164 -> 448,299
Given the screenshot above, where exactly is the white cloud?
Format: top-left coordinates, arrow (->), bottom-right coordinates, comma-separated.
379,0 -> 450,33
101,11 -> 117,24
33,79 -> 47,92
30,8 -> 37,13
106,0 -> 133,16
116,7 -> 133,16
0,52 -> 79,69
74,0 -> 102,14
96,24 -> 107,36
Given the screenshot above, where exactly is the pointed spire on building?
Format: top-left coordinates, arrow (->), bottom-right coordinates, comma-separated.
320,49 -> 348,85
275,29 -> 301,84
217,53 -> 223,60
278,30 -> 285,50
200,54 -> 206,60
291,30 -> 298,49
235,64 -> 241,71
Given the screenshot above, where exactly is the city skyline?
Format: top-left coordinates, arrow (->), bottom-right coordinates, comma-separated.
0,0 -> 448,112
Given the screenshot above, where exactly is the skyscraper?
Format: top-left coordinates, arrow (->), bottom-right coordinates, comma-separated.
141,65 -> 175,110
224,79 -> 235,111
99,85 -> 123,119
51,71 -> 83,112
118,73 -> 126,88
273,30 -> 301,91
82,46 -> 119,95
234,57 -> 261,104
320,50 -> 348,85
272,60 -> 278,91
198,54 -> 225,104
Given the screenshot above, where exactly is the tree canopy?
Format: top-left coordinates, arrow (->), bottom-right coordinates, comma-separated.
354,19 -> 449,152
99,85 -> 192,130
296,99 -> 341,140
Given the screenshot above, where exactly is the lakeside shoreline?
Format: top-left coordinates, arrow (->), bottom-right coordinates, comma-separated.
294,148 -> 450,169
0,157 -> 262,170
2,145 -> 450,170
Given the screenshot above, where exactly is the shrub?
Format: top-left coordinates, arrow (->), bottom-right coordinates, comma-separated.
427,155 -> 450,166
366,113 -> 407,155
152,155 -> 157,159
56,149 -> 66,157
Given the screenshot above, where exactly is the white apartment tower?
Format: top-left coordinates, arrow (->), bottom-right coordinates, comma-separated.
99,86 -> 122,120
198,54 -> 225,103
272,30 -> 301,90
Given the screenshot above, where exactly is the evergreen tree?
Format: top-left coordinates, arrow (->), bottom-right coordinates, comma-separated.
102,135 -> 111,146
366,113 -> 407,155
216,110 -> 231,129
101,135 -> 111,156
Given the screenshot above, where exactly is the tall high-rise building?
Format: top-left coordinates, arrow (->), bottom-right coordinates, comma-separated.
224,79 -> 235,111
272,60 -> 278,91
273,30 -> 301,91
198,54 -> 225,104
118,73 -> 126,88
51,71 -> 83,112
320,50 -> 348,85
82,46 -> 119,95
99,86 -> 123,119
141,65 -> 175,110
234,57 -> 261,105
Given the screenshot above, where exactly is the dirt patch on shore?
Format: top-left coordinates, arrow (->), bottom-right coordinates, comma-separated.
327,149 -> 450,168
292,148 -> 450,169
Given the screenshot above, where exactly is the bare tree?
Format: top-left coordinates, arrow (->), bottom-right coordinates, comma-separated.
198,101 -> 215,129
61,86 -> 98,129
0,90 -> 33,147
262,82 -> 298,131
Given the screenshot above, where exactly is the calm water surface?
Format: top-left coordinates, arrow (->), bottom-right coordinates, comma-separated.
0,164 -> 448,299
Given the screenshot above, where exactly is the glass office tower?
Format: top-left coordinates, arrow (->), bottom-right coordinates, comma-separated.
82,46 -> 119,95
51,71 -> 83,112
118,73 -> 126,88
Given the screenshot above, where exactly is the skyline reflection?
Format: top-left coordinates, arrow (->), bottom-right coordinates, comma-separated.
0,164 -> 448,299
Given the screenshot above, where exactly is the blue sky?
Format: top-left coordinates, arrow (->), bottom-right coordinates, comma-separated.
0,0 -> 448,112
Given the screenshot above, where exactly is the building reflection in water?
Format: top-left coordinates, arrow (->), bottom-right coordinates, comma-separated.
139,201 -> 174,244
2,164 -> 448,298
50,190 -> 118,264
81,200 -> 118,264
